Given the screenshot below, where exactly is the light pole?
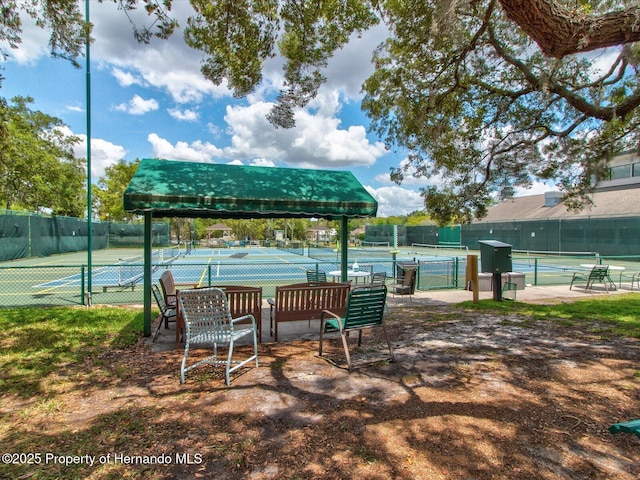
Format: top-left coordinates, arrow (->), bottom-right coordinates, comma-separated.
85,0 -> 93,305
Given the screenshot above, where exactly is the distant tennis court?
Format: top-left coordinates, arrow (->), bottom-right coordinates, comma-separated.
2,243 -> 638,307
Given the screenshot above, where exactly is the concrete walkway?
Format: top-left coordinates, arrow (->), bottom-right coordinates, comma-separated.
387,281 -> 632,307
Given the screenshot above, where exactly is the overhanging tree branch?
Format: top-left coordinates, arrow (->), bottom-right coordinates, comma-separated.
498,0 -> 640,57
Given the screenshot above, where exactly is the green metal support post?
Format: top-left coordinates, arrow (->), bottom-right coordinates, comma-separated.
143,212 -> 152,337
85,0 -> 93,305
341,216 -> 348,282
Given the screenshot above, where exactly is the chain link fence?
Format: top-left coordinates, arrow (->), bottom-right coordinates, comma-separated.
3,252 -> 639,308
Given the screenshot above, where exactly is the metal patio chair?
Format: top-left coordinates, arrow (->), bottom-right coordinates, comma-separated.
609,418 -> 640,439
152,283 -> 176,342
306,269 -> 328,283
159,270 -> 178,306
319,285 -> 395,369
389,267 -> 417,301
370,271 -> 387,285
569,265 -> 615,292
178,287 -> 259,386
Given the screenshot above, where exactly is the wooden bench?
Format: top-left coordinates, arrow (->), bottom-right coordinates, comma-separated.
268,282 -> 350,342
176,285 -> 263,347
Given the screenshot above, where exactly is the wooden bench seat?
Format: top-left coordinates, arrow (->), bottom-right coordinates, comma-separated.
268,282 -> 350,342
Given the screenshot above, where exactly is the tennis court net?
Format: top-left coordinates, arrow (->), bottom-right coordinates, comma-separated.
117,246 -> 181,286
308,244 -> 394,262
408,243 -> 469,258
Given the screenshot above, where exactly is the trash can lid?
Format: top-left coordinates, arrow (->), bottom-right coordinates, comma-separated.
478,240 -> 512,248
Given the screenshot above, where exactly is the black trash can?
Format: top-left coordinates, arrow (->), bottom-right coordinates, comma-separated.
395,261 -> 418,294
478,240 -> 512,301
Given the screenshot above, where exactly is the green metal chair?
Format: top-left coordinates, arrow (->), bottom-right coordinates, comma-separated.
569,265 -> 615,292
319,285 -> 395,369
306,269 -> 328,282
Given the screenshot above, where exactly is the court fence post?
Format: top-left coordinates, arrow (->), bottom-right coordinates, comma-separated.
81,265 -> 85,306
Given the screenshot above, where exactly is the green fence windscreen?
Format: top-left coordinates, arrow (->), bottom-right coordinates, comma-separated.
108,222 -> 169,247
364,217 -> 640,256
461,217 -> 640,256
0,213 -> 29,260
0,211 -> 170,262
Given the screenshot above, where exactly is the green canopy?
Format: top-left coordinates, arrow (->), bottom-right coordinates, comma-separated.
124,158 -> 377,219
122,158 -> 378,337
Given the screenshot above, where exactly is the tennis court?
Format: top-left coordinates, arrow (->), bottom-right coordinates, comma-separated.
0,245 -> 400,307
2,243 -> 639,308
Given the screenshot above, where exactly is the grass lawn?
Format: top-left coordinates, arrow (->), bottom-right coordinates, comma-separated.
1,296 -> 639,479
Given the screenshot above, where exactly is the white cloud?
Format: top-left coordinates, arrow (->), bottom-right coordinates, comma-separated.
3,3 -> 399,198
91,2 -> 230,104
112,67 -> 144,87
113,95 -> 159,115
0,15 -> 49,64
375,157 -> 444,187
65,126 -> 127,180
322,24 -> 387,99
365,185 -> 425,217
168,107 -> 198,122
66,103 -> 83,113
514,181 -> 557,197
147,133 -> 224,162
249,158 -> 276,167
224,101 -> 386,168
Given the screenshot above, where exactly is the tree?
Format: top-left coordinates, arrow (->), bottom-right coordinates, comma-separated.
94,158 -> 141,221
4,1 -> 640,224
361,0 -> 640,223
0,96 -> 84,216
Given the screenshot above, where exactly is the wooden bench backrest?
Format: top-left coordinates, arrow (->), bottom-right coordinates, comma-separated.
214,285 -> 263,323
274,282 -> 350,321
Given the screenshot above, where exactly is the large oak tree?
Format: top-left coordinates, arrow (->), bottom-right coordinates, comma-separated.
3,1 -> 640,223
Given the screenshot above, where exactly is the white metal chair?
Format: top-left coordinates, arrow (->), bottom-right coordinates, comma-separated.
178,287 -> 259,386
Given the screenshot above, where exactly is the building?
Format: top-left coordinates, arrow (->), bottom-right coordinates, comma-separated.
466,152 -> 640,255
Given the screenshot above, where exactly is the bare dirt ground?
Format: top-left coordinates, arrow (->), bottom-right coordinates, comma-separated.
3,303 -> 640,479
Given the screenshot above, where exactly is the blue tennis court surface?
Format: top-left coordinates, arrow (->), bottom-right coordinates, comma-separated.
26,245 -> 624,295
30,246 -> 412,291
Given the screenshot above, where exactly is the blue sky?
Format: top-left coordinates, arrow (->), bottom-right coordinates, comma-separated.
0,3 -> 551,217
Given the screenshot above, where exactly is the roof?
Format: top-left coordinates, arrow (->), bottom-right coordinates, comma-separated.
478,188 -> 640,223
123,159 -> 378,220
